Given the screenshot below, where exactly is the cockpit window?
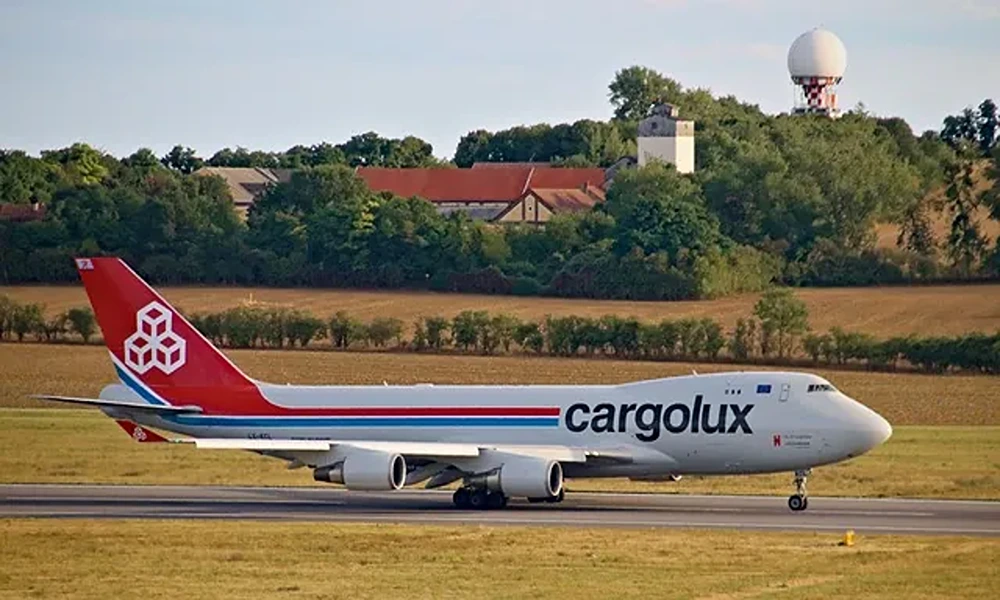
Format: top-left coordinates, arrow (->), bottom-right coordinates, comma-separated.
807,383 -> 836,393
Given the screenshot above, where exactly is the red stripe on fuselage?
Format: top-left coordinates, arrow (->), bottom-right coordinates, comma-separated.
146,385 -> 560,417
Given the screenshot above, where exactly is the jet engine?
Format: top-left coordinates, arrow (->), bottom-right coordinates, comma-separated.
313,449 -> 406,491
467,455 -> 563,499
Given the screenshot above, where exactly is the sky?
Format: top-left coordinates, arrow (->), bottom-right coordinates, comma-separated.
1,0 -> 997,160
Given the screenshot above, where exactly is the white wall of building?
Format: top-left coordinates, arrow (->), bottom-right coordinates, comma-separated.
637,135 -> 695,174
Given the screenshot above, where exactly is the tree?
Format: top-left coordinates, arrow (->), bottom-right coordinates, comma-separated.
0,150 -> 56,205
452,310 -> 488,352
285,311 -> 325,347
424,316 -> 450,350
601,162 -> 720,261
0,295 -> 15,340
608,66 -> 682,122
161,145 -> 205,174
10,302 -> 44,341
41,143 -> 112,186
66,307 -> 97,342
329,311 -> 362,348
753,288 -> 809,359
41,312 -> 68,342
976,99 -> 998,156
944,150 -> 986,276
367,317 -> 404,348
942,108 -> 979,150
728,318 -> 756,362
514,321 -> 544,353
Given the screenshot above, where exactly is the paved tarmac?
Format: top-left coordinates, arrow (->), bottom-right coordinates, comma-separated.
2,484 -> 997,536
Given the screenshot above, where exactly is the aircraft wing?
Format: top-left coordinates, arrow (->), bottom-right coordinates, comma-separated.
165,437 -> 646,467
31,395 -> 203,415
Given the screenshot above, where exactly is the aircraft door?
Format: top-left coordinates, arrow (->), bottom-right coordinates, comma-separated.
779,383 -> 791,402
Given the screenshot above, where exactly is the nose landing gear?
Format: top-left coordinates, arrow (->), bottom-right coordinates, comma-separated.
787,469 -> 810,511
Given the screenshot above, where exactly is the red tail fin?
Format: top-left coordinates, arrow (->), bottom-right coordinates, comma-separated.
75,257 -> 261,412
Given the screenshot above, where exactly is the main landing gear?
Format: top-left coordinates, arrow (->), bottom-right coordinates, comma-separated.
452,487 -> 566,509
453,486 -> 507,510
787,469 -> 810,512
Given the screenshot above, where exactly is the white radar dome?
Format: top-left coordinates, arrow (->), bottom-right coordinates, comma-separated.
788,28 -> 847,79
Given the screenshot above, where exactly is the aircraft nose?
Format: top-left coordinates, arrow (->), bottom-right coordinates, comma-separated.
856,409 -> 893,453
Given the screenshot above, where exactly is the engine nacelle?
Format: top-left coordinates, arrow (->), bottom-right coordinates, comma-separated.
313,449 -> 406,491
467,455 -> 563,499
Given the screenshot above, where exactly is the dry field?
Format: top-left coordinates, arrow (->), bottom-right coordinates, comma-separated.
3,281 -> 1000,338
2,520 -> 997,600
1,520 -> 995,600
2,344 -> 997,426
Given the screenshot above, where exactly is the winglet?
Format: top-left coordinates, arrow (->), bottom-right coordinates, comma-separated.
115,420 -> 169,443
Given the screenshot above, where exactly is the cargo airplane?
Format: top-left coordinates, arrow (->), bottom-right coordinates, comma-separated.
34,257 -> 893,511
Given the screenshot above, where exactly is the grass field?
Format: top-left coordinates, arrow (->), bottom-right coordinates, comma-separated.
1,344 -> 998,499
1,520 -> 997,600
4,281 -> 1000,338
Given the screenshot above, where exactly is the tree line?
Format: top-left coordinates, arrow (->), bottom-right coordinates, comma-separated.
4,290 -> 998,376
2,67 -> 999,297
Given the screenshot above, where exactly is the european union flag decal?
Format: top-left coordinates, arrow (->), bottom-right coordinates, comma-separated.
756,384 -> 772,394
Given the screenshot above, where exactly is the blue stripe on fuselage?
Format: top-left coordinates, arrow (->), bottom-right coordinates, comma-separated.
114,363 -> 167,406
165,416 -> 560,428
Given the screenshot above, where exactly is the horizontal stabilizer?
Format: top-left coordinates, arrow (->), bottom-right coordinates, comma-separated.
115,420 -> 170,443
31,395 -> 203,414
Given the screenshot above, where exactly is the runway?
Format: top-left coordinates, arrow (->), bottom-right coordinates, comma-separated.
3,484 -> 998,536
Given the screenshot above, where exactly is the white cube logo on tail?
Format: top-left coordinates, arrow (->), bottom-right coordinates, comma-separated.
123,302 -> 186,375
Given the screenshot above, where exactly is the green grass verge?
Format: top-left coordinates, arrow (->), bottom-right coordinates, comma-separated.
2,409 -> 998,500
0,519 -> 997,600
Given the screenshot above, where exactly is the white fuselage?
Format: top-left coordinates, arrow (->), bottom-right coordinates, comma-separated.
105,370 -> 892,479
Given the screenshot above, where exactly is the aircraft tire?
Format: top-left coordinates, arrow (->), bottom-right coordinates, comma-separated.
453,487 -> 471,509
486,491 -> 507,510
468,489 -> 490,510
787,494 -> 808,511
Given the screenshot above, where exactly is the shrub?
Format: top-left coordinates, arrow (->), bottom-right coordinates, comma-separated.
514,321 -> 544,353
701,319 -> 725,360
66,307 -> 97,343
424,316 -> 450,350
452,310 -> 489,352
0,295 -> 15,340
329,311 -> 362,349
368,317 -> 404,348
754,288 -> 809,358
11,303 -> 44,342
728,318 -> 756,362
220,306 -> 268,348
485,314 -> 520,354
411,319 -> 429,351
285,312 -> 325,348
41,313 -> 69,342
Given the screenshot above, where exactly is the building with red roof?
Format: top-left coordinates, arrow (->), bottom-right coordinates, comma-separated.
356,165 -> 607,222
201,164 -> 609,222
